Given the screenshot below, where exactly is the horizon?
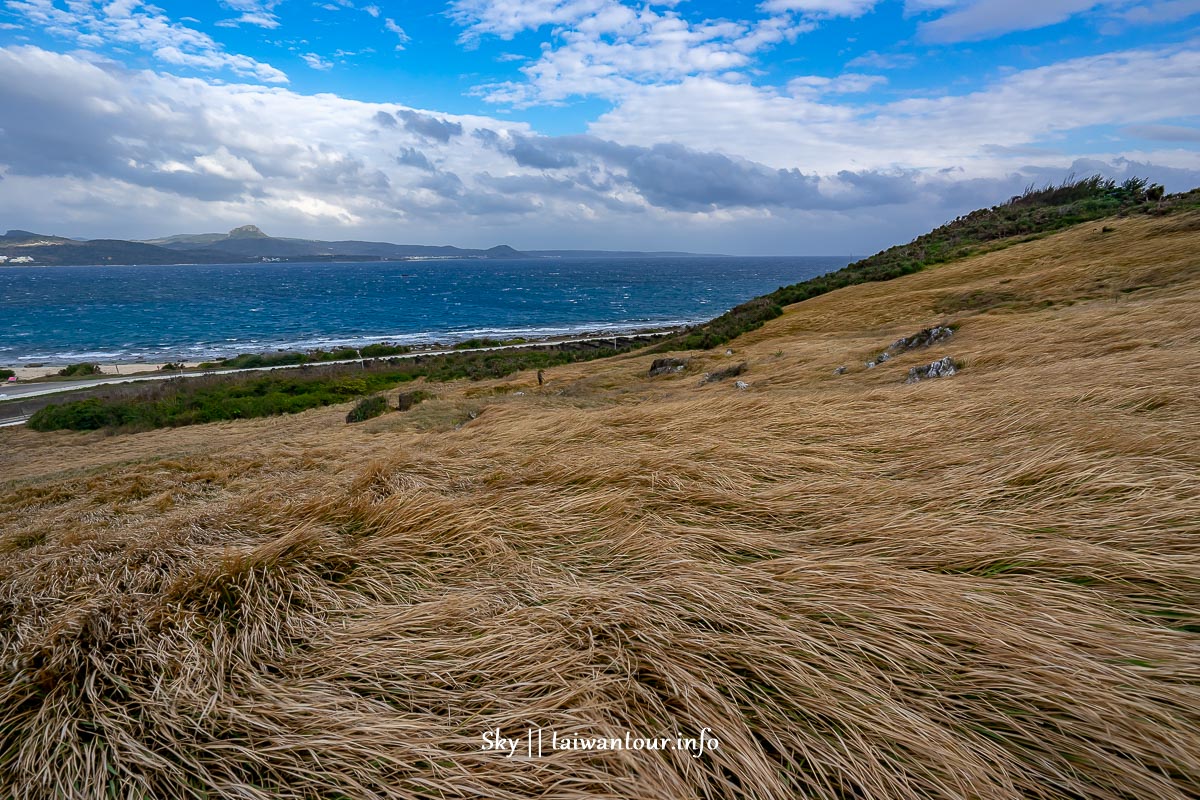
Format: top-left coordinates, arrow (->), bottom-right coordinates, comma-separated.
1,2 -> 1198,255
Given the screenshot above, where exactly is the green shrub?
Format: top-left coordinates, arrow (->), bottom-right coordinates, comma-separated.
0,369 -> 14,380
57,363 -> 101,377
453,338 -> 505,350
359,343 -> 411,358
396,389 -> 434,411
346,395 -> 389,423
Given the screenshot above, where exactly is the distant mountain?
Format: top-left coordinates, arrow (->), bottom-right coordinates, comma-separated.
139,226 -> 531,260
2,229 -> 76,245
1,225 -> 722,266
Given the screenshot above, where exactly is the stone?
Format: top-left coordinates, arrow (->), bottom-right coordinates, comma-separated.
833,366 -> 847,374
734,381 -> 750,390
649,357 -> 689,377
906,356 -> 958,384
701,361 -> 748,384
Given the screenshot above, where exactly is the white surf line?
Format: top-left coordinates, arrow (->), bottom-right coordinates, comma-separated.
0,329 -> 675,417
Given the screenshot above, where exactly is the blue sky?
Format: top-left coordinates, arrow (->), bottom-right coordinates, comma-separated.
0,0 -> 1198,253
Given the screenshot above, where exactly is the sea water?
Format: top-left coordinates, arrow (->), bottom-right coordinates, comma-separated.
0,256 -> 848,364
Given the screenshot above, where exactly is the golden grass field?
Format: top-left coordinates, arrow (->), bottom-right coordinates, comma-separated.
1,212 -> 1198,799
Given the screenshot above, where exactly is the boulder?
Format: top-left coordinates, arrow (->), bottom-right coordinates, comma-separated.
734,381 -> 750,390
649,357 -> 688,377
702,361 -> 748,384
906,356 -> 958,384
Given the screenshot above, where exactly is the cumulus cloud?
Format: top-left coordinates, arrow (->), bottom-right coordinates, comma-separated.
396,111 -> 465,142
453,0 -> 811,105
0,44 -> 1197,254
590,45 -> 1200,174
7,0 -> 287,82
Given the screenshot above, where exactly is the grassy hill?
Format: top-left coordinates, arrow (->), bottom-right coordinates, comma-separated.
1,202 -> 1198,798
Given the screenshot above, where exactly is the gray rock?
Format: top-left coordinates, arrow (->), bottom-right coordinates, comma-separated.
649,357 -> 689,377
734,381 -> 750,390
701,361 -> 748,384
866,361 -> 876,369
833,366 -> 847,375
906,356 -> 958,384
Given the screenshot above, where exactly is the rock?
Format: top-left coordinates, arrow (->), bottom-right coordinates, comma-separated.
701,361 -> 748,384
734,381 -> 750,390
725,349 -> 734,356
833,366 -> 847,374
867,325 -> 957,372
906,356 -> 958,384
891,325 -> 955,352
649,357 -> 689,377
513,391 -> 525,396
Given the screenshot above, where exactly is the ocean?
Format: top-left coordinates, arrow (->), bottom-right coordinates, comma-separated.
0,256 -> 849,364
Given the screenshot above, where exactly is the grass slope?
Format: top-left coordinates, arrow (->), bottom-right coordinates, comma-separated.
1,209 -> 1198,798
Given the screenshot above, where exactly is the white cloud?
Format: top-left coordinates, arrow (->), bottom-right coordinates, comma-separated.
302,52 -> 333,70
384,17 -> 410,48
759,0 -> 881,17
458,2 -> 813,105
916,0 -> 1102,42
591,44 -> 1200,174
0,44 -> 1197,254
906,0 -> 1200,42
7,0 -> 287,81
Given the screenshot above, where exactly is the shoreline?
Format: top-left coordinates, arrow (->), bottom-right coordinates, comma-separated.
3,324 -> 685,382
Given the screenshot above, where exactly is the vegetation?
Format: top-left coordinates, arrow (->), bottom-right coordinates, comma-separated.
26,341 -> 649,431
345,395 -> 389,423
3,208 -> 1200,798
453,337 -> 506,349
0,369 -> 13,381
655,176 -> 1200,353
56,362 -> 101,377
196,343 -> 412,371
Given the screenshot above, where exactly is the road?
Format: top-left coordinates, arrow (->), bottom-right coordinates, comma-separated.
0,330 -> 672,425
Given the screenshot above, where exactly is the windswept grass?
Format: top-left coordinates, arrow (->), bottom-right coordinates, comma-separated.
656,176 -> 1200,353
1,208 -> 1198,798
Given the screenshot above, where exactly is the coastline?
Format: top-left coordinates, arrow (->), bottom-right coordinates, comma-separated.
3,324 -> 684,382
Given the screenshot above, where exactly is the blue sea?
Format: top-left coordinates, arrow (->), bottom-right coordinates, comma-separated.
0,256 -> 848,364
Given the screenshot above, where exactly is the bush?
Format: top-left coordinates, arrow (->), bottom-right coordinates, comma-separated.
359,343 -> 411,358
0,369 -> 14,380
453,338 -> 505,350
58,363 -> 101,377
160,362 -> 184,371
396,389 -> 433,411
346,395 -> 389,423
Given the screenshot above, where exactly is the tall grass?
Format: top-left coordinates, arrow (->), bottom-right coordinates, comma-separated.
654,176 -> 1200,353
1,208 -> 1198,798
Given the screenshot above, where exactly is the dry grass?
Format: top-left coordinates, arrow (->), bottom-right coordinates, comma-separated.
1,212 -> 1199,799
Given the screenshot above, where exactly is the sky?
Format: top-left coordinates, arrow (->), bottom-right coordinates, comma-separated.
0,1 -> 1198,254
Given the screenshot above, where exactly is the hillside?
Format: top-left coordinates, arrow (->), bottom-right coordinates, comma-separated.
1,208 -> 1198,798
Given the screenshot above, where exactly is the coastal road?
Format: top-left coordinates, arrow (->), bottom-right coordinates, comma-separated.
0,330 -> 673,420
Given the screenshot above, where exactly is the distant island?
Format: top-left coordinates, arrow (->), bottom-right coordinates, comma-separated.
0,225 -> 726,266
